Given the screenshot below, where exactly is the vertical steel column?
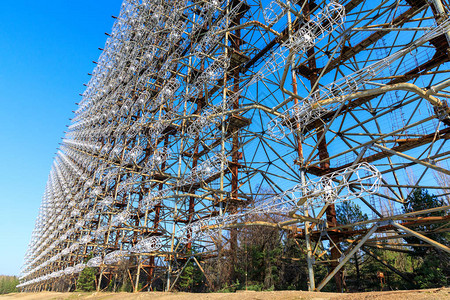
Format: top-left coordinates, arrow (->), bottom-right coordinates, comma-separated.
287,0 -> 316,290
229,0 -> 242,282
305,0 -> 342,291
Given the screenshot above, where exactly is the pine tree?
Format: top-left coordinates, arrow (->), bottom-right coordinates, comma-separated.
403,188 -> 449,288
76,267 -> 96,292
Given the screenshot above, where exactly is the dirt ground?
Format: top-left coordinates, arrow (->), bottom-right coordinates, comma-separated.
1,288 -> 449,300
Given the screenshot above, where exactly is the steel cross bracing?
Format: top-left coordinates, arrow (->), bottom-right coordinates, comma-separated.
19,0 -> 450,293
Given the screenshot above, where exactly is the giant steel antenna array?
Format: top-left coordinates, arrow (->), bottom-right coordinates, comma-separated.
19,0 -> 450,292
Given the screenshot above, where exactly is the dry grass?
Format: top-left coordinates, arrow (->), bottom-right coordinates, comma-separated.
0,288 -> 449,300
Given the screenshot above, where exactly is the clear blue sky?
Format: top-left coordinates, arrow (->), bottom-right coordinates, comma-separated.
0,0 -> 122,276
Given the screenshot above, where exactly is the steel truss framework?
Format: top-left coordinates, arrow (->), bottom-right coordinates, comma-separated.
19,0 -> 450,293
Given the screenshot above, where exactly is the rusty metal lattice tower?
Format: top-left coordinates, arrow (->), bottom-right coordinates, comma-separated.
19,0 -> 450,293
